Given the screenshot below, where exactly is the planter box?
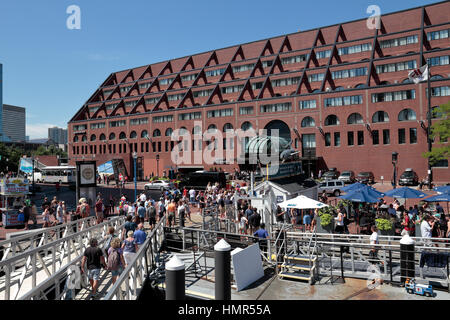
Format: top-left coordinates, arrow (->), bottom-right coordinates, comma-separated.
316,216 -> 335,234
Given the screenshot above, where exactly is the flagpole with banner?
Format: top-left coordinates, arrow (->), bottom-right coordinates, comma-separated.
408,62 -> 432,189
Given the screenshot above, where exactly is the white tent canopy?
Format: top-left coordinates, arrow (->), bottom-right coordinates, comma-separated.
278,195 -> 328,210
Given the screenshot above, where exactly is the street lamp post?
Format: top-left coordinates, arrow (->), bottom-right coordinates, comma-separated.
32,155 -> 35,195
392,152 -> 398,189
132,151 -> 138,202
156,154 -> 160,178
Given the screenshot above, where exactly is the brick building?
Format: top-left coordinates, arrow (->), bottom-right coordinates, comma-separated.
68,1 -> 450,182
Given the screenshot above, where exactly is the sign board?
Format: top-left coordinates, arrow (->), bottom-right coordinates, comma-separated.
76,161 -> 97,187
276,195 -> 284,203
2,212 -> 23,227
0,179 -> 30,195
19,158 -> 33,174
231,244 -> 265,291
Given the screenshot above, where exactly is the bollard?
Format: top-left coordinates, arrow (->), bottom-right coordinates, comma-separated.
165,255 -> 185,300
214,238 -> 231,300
400,234 -> 415,285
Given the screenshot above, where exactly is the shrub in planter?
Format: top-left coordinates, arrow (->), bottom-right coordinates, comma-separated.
375,218 -> 393,231
320,213 -> 333,227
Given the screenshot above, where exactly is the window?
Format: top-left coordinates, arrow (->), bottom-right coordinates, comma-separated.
410,128 -> 417,144
130,131 -> 137,139
153,129 -> 161,137
221,85 -> 244,94
178,112 -> 201,121
109,133 -> 116,140
252,82 -> 263,90
99,133 -> 106,141
431,159 -> 448,168
301,117 -> 315,127
334,132 -> 340,147
398,109 -> 417,121
308,73 -> 325,82
124,100 -> 137,108
316,50 -> 331,59
325,133 -> 331,147
260,102 -> 291,113
281,54 -> 308,64
372,90 -> 415,102
145,97 -> 161,105
168,93 -> 185,101
207,108 -> 233,118
331,67 -> 367,79
347,113 -> 364,125
338,43 -> 372,55
324,95 -> 362,107
165,128 -> 173,137
90,134 -> 96,142
223,123 -> 233,132
299,100 -> 316,110
271,77 -> 301,87
73,136 -> 79,143
372,130 -> 379,145
207,124 -> 217,133
241,121 -> 253,131
120,85 -> 132,93
232,63 -> 255,73
73,124 -> 87,131
192,126 -> 202,135
357,131 -> 364,145
427,28 -> 449,41
379,35 -> 418,48
118,132 -> 126,140
347,132 -> 354,146
372,111 -> 389,123
205,68 -> 226,77
428,86 -> 450,97
90,122 -> 105,129
153,115 -> 173,123
383,129 -> 390,145
193,89 -> 214,97
159,77 -> 174,86
141,130 -> 148,138
376,60 -> 417,73
181,73 -> 198,82
130,118 -> 148,125
106,103 -> 119,111
109,120 -> 126,127
302,134 -> 316,148
138,82 -> 151,90
324,115 -> 339,126
429,55 -> 450,66
398,128 -> 406,144
262,60 -> 273,68
239,106 -> 254,115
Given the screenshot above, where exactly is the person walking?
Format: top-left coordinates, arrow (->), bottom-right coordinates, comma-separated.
133,223 -> 147,249
121,231 -> 138,267
95,198 -> 104,224
123,215 -> 137,240
81,238 -> 107,299
107,237 -> 125,285
137,202 -> 146,223
167,199 -> 176,227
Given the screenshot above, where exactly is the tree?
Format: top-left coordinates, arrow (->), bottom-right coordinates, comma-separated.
423,101 -> 450,165
0,143 -> 28,173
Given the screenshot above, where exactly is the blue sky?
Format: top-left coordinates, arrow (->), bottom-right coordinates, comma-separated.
0,0 -> 439,138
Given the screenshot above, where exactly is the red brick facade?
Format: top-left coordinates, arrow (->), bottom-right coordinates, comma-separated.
68,2 -> 450,182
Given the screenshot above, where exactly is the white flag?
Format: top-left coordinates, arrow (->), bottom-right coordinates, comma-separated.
408,64 -> 429,84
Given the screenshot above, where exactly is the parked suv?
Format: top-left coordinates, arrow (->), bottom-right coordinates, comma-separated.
356,172 -> 375,184
399,169 -> 419,186
338,171 -> 356,184
318,180 -> 345,197
322,168 -> 340,180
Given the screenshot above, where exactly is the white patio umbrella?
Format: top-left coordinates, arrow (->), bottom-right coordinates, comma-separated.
278,195 -> 328,209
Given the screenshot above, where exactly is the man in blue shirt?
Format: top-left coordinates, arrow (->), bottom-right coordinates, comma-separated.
137,202 -> 146,223
134,223 -> 147,247
253,223 -> 269,239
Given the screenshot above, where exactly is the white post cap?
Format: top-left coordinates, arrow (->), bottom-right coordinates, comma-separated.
214,239 -> 231,252
166,255 -> 185,271
400,234 -> 415,245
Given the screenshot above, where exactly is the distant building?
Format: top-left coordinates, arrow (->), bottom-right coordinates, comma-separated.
2,104 -> 26,142
48,126 -> 68,145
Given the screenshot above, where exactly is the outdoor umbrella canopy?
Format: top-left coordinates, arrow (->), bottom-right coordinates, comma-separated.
434,185 -> 450,194
278,195 -> 328,209
384,187 -> 428,199
339,188 -> 380,203
424,193 -> 450,202
340,182 -> 385,197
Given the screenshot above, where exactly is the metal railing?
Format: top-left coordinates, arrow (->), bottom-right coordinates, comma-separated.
103,215 -> 166,300
1,216 -> 126,300
0,216 -> 97,262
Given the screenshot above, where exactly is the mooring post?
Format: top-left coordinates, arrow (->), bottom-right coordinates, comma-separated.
400,234 -> 415,286
214,238 -> 231,300
165,255 -> 185,300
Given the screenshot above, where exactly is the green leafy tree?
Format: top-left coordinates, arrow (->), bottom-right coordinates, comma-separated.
423,101 -> 450,165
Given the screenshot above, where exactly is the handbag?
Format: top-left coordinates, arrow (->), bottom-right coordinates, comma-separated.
17,212 -> 25,222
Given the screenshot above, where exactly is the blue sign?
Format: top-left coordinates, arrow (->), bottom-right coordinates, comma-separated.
19,159 -> 33,173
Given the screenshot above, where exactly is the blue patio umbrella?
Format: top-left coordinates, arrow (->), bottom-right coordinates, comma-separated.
434,185 -> 450,194
424,193 -> 450,202
384,187 -> 428,199
339,188 -> 380,203
341,182 -> 385,197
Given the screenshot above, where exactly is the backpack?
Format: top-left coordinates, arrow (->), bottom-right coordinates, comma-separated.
103,235 -> 116,254
107,249 -> 120,271
148,206 -> 156,218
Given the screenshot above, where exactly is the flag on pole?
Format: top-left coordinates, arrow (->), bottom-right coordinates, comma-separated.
408,64 -> 429,84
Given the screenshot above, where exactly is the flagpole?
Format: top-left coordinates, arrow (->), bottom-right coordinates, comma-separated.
426,59 -> 432,190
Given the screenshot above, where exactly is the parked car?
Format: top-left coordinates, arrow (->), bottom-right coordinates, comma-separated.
338,171 -> 356,184
356,172 -> 375,184
322,168 -> 340,180
144,180 -> 175,191
318,179 -> 345,197
179,171 -> 226,190
399,169 -> 419,186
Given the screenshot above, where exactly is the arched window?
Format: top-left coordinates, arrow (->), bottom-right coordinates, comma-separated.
119,132 -> 126,140
130,131 -> 137,139
82,135 -> 87,142
324,115 -> 340,126
355,83 -> 366,88
334,86 -> 344,91
73,136 -> 79,143
379,81 -> 390,86
431,74 -> 444,80
372,111 -> 389,123
109,133 -> 116,140
207,124 -> 217,133
398,108 -> 417,121
192,126 -> 202,135
165,128 -> 173,137
347,113 -> 364,125
312,89 -> 321,93
241,121 -> 253,131
99,133 -> 106,141
301,116 -> 315,128
402,78 -> 413,84
141,130 -> 148,138
90,134 -> 96,142
223,123 -> 233,132
153,129 -> 161,137
179,127 -> 188,136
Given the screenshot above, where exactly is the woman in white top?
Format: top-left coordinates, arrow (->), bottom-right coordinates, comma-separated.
335,210 -> 345,233
238,211 -> 248,235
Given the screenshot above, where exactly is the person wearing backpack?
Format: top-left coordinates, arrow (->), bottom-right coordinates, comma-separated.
122,215 -> 137,240
107,237 -> 125,285
103,227 -> 117,257
147,202 -> 157,230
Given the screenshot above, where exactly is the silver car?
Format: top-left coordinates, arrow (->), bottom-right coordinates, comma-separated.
318,179 -> 345,197
338,171 -> 356,184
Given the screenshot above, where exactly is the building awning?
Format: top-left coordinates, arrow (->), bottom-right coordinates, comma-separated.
246,135 -> 291,155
